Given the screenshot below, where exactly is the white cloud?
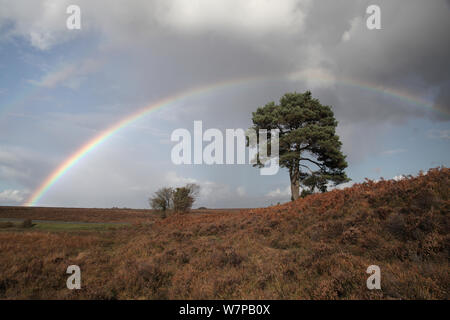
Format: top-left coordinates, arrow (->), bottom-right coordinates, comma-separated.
165,171 -> 198,186
164,171 -> 236,205
266,180 -> 355,197
0,189 -> 28,203
266,185 -> 291,198
333,181 -> 355,190
160,0 -> 310,36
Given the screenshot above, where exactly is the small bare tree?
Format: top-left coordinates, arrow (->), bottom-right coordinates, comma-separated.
149,187 -> 174,212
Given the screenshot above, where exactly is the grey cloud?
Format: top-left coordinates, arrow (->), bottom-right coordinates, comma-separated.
4,0 -> 448,122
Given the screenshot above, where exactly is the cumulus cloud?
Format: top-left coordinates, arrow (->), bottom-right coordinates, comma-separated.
0,189 -> 29,204
266,185 -> 291,198
159,0 -> 310,36
333,181 -> 355,190
165,171 -> 198,186
164,171 -> 243,206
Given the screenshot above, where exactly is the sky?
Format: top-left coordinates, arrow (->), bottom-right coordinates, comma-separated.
0,0 -> 449,208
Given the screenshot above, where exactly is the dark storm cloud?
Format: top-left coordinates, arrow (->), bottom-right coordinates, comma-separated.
4,0 -> 448,122
328,0 -> 450,121
155,0 -> 450,123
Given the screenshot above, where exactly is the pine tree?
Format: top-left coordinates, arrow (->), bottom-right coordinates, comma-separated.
250,91 -> 349,200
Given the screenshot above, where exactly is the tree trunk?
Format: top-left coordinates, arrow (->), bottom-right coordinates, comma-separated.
289,167 -> 300,201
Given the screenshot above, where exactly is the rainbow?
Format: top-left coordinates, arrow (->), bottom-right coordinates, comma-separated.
24,76 -> 263,206
24,71 -> 444,206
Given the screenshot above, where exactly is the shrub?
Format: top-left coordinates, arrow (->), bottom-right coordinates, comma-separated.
0,222 -> 14,228
211,248 -> 244,268
386,213 -> 408,239
20,219 -> 34,228
137,261 -> 172,293
173,184 -> 200,213
149,184 -> 200,213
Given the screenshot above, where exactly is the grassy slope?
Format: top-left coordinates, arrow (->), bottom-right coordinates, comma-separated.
0,168 -> 448,299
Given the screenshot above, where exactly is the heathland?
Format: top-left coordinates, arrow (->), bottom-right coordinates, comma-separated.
0,168 -> 448,299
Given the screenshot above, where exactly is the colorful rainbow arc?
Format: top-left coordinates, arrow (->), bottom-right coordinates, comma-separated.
24,72 -> 443,206
23,76 -> 259,206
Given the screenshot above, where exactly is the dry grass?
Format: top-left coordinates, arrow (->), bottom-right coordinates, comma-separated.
0,207 -> 158,223
0,168 -> 448,299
